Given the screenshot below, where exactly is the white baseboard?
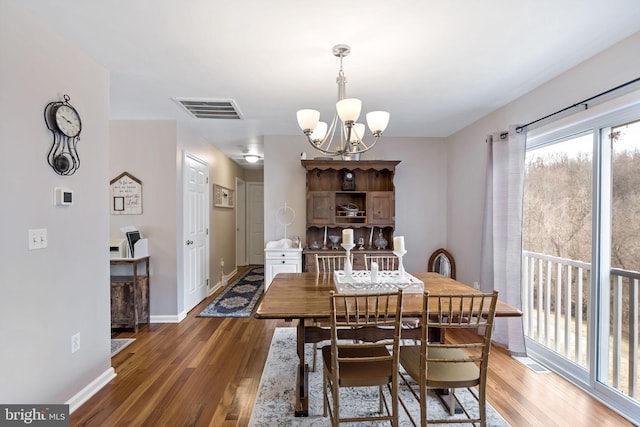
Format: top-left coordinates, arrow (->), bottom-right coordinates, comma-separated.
150,313 -> 185,323
208,268 -> 238,296
151,268 -> 241,322
208,284 -> 221,296
66,367 -> 116,413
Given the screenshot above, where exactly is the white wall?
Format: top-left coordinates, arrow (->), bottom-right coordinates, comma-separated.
447,31 -> 640,286
264,135 -> 448,272
0,1 -> 112,406
110,121 -> 178,317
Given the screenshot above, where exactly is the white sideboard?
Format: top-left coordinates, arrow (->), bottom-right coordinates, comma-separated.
264,247 -> 303,290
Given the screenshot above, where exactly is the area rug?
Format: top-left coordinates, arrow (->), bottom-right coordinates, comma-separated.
248,327 -> 511,427
198,266 -> 264,318
110,338 -> 135,357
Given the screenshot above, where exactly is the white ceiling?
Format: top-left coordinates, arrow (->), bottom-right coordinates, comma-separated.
18,1 -> 640,169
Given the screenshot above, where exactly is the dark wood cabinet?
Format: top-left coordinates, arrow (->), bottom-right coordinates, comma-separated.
110,256 -> 150,330
302,160 -> 400,271
367,191 -> 395,224
307,191 -> 335,224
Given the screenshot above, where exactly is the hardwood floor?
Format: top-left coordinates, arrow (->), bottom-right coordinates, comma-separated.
72,267 -> 633,426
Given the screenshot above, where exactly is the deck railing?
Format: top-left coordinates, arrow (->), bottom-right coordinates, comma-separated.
522,251 -> 639,401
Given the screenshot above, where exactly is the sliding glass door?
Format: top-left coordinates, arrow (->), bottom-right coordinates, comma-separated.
523,132 -> 593,376
522,107 -> 640,422
600,119 -> 640,402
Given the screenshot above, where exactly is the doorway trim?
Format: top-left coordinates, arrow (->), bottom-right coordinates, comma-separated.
247,181 -> 264,265
236,177 -> 247,266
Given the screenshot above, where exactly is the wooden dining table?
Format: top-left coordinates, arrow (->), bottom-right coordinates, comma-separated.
254,271 -> 522,417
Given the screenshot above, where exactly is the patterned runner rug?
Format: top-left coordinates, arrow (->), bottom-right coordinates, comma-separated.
198,266 -> 264,318
249,327 -> 511,427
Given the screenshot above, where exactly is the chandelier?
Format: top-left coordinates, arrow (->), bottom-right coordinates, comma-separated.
296,44 -> 390,159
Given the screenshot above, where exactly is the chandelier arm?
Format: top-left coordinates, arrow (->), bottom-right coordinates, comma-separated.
347,135 -> 381,155
308,114 -> 345,156
356,138 -> 370,150
306,137 -> 345,156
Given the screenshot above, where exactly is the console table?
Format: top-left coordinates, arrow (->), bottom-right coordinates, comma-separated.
110,256 -> 150,331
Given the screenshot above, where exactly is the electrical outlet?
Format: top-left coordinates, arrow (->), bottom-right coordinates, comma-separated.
473,281 -> 480,289
71,333 -> 80,353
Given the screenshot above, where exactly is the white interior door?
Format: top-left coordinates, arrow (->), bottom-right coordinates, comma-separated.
247,182 -> 264,265
183,153 -> 210,313
236,178 -> 247,266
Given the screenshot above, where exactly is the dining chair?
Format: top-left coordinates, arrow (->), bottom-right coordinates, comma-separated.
311,253 -> 353,371
398,291 -> 498,427
322,290 -> 404,426
364,254 -> 399,270
315,253 -> 352,274
427,248 -> 456,279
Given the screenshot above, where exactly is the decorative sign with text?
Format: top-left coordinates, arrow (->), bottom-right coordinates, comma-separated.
110,172 -> 142,215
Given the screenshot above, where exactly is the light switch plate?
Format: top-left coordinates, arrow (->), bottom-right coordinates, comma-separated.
28,228 -> 47,250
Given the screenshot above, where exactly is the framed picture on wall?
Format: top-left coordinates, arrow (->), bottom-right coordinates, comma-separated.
214,184 -> 235,208
110,172 -> 142,215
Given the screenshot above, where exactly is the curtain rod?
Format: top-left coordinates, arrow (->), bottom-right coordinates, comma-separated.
515,76 -> 640,133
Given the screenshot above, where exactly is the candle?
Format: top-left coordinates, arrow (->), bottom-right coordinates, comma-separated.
369,227 -> 374,247
370,261 -> 378,283
323,226 -> 327,245
342,228 -> 354,245
393,236 -> 405,252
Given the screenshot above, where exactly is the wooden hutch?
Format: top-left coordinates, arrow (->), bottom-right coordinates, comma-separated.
302,159 -> 400,271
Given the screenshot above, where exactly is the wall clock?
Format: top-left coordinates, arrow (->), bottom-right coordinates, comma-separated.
44,94 -> 81,175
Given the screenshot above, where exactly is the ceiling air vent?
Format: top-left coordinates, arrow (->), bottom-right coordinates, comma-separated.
173,98 -> 243,120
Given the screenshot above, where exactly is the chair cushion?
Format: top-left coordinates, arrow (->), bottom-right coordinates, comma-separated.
322,345 -> 393,387
400,345 -> 480,389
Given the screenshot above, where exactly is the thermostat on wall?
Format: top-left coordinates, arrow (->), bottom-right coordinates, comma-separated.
54,187 -> 74,206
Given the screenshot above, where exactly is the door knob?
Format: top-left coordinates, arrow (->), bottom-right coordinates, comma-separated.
186,240 -> 194,245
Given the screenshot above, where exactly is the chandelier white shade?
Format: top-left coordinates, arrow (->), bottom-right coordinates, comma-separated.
296,109 -> 320,131
336,98 -> 361,122
296,44 -> 390,158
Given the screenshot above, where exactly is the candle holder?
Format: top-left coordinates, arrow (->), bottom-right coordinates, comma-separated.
393,250 -> 407,279
322,226 -> 328,250
341,243 -> 355,277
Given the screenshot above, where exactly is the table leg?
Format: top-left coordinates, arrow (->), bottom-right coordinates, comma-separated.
294,319 -> 309,417
434,389 -> 462,414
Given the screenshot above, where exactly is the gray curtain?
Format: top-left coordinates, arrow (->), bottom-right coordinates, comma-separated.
480,125 -> 526,355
